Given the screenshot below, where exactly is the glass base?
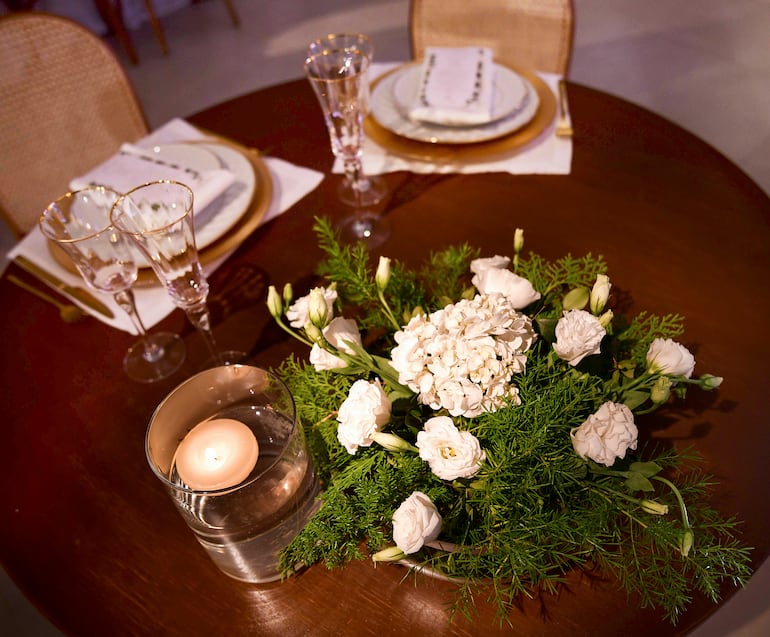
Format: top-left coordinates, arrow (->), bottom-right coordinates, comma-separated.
124,332 -> 185,383
202,349 -> 251,370
338,174 -> 387,208
336,213 -> 390,249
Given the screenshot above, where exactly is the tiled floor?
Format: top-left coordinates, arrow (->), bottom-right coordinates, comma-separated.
2,0 -> 769,635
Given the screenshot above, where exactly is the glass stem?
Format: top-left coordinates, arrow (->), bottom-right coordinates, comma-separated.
113,289 -> 164,363
343,156 -> 368,202
184,300 -> 222,365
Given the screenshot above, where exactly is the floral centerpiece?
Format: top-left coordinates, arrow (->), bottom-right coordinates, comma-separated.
267,218 -> 751,625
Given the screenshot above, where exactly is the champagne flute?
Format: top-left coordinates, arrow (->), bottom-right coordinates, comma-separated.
305,35 -> 390,248
307,33 -> 377,124
110,180 -> 245,368
39,186 -> 185,383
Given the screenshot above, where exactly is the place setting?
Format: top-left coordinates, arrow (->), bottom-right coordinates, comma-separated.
7,118 -> 324,357
340,44 -> 571,176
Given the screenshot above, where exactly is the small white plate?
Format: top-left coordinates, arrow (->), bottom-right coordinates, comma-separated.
372,63 -> 540,144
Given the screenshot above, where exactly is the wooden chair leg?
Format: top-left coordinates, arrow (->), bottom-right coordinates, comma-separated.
191,0 -> 241,28
93,0 -> 140,64
143,0 -> 169,55
222,0 -> 240,27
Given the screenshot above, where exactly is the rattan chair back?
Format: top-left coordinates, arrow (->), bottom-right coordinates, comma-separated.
0,12 -> 148,237
409,0 -> 574,75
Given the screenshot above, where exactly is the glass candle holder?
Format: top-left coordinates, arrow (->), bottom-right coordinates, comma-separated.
146,365 -> 320,583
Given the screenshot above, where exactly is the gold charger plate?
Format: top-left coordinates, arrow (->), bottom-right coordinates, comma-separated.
50,137 -> 272,287
364,64 -> 557,163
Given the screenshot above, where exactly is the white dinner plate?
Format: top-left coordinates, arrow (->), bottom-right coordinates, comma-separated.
130,142 -> 256,267
371,63 -> 540,144
184,142 -> 256,250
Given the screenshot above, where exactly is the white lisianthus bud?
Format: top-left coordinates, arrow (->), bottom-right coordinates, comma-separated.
514,228 -> 524,253
304,323 -> 324,345
598,309 -> 614,327
267,285 -> 283,319
286,286 -> 338,329
640,499 -> 669,515
700,374 -> 723,390
590,274 -> 611,314
282,282 -> 293,305
650,376 -> 672,404
372,432 -> 416,453
679,529 -> 694,557
376,256 -> 391,291
307,288 -> 330,328
372,546 -> 406,562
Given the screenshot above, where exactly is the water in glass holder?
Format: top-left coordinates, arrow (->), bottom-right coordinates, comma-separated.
146,365 -> 320,583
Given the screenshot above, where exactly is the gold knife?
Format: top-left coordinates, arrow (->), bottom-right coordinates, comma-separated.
556,79 -> 574,138
13,255 -> 115,319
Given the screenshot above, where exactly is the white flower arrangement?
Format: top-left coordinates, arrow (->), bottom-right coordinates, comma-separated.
267,219 -> 750,626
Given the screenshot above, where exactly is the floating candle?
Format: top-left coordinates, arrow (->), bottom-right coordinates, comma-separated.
174,418 -> 259,490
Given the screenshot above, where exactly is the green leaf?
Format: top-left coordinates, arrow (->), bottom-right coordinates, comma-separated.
562,286 -> 590,310
536,317 -> 558,343
625,472 -> 655,492
630,461 -> 662,478
623,390 -> 650,410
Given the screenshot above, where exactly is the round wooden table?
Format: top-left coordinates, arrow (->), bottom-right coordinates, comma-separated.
1,78 -> 768,637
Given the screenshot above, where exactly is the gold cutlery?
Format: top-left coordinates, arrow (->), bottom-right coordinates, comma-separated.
556,79 -> 574,138
8,274 -> 87,323
13,255 -> 115,319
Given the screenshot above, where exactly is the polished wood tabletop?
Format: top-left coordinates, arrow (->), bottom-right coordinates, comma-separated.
1,78 -> 769,637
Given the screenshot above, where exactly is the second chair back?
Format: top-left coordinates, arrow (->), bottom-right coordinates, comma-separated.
0,12 -> 148,237
410,0 -> 574,75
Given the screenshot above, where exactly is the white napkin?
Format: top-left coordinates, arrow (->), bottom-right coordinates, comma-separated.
8,119 -> 324,334
347,63 -> 572,176
70,143 -> 236,215
409,47 -> 495,126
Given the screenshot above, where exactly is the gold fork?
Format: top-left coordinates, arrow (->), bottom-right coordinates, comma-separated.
556,79 -> 574,138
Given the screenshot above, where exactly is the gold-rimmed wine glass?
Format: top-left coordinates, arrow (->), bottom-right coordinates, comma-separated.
110,180 -> 245,368
305,33 -> 390,248
39,186 -> 186,383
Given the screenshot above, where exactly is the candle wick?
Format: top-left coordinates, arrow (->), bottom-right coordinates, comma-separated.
205,446 -> 222,465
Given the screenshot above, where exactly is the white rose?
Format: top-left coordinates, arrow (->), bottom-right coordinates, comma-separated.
336,379 -> 392,454
646,338 -> 695,378
309,317 -> 362,371
570,401 -> 638,466
471,268 -> 541,309
286,286 -> 337,328
552,309 -> 606,366
469,255 -> 511,276
416,416 -> 486,480
392,491 -> 442,554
